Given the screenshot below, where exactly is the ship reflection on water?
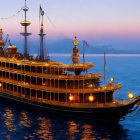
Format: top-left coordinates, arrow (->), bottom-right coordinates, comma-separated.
0,102 -> 130,140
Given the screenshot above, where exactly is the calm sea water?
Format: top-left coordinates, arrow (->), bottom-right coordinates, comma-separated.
0,55 -> 140,140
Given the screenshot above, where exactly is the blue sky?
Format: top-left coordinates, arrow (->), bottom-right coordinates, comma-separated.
0,0 -> 140,50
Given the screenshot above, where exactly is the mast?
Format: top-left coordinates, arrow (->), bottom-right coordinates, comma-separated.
38,6 -> 46,61
20,0 -> 31,59
83,41 -> 85,64
104,52 -> 106,86
83,40 -> 89,64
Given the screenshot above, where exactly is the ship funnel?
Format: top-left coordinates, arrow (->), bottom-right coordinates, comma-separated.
7,40 -> 17,58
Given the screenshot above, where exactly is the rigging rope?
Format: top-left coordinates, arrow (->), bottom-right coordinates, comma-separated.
44,12 -> 72,39
0,6 -> 72,39
0,8 -> 22,20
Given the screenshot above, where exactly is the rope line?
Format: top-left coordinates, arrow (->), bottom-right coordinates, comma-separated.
44,12 -> 72,39
0,8 -> 22,20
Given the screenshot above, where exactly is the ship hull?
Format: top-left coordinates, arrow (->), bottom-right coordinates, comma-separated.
0,91 -> 139,122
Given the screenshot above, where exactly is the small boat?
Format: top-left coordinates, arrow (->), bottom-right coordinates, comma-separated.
0,0 -> 139,122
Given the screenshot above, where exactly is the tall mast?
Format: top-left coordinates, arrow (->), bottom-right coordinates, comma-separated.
104,52 -> 106,86
83,42 -> 85,64
20,0 -> 31,59
39,6 -> 46,61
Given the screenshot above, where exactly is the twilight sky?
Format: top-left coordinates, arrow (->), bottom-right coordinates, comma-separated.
0,0 -> 140,50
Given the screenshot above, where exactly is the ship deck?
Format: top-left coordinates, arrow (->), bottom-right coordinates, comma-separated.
0,57 -> 94,70
0,88 -> 133,109
0,77 -> 121,93
0,66 -> 103,80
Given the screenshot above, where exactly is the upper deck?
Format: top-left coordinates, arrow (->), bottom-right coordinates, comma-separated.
0,57 -> 94,70
0,57 -> 100,80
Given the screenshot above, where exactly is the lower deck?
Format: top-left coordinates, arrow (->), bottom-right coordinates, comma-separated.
0,90 -> 138,122
0,81 -> 115,104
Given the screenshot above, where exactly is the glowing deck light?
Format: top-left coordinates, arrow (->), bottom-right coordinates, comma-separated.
110,77 -> 114,82
42,83 -> 46,86
128,92 -> 134,99
0,82 -> 2,88
89,95 -> 94,102
88,84 -> 93,88
69,95 -> 74,101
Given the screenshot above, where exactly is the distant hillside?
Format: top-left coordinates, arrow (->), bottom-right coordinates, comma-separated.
47,38 -> 140,54
12,38 -> 140,55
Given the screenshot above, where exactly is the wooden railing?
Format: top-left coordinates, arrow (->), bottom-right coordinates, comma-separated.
0,66 -> 103,80
0,77 -> 121,94
0,88 -> 124,108
0,57 -> 93,69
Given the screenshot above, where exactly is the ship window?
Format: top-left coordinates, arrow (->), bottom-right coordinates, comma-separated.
7,83 -> 10,90
10,84 -> 13,91
43,91 -> 47,99
37,66 -> 42,73
3,83 -> 6,89
6,72 -> 9,78
17,64 -> 21,70
21,87 -> 24,94
31,89 -> 36,97
43,79 -> 46,86
10,63 -> 13,68
18,74 -> 21,81
14,74 -> 17,80
59,93 -> 66,102
37,90 -> 42,98
55,80 -> 58,88
10,73 -> 13,79
22,75 -> 24,81
14,85 -> 17,92
37,78 -> 42,85
43,67 -> 47,74
31,66 -> 35,72
18,86 -> 21,94
26,88 -> 30,98
25,65 -> 30,71
6,63 -> 9,68
47,92 -> 50,100
22,65 -> 24,70
3,71 -> 5,78
25,76 -> 30,83
31,77 -> 36,85
14,64 -> 17,69
51,79 -> 54,88
2,62 -> 5,67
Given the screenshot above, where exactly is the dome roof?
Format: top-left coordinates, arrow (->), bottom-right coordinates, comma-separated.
7,46 -> 17,48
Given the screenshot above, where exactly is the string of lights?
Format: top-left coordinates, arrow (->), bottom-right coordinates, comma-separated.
0,8 -> 23,20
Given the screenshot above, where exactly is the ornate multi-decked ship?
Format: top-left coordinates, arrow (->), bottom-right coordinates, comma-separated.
0,0 -> 140,122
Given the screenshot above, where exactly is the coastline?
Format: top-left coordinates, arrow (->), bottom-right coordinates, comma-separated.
47,54 -> 140,57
